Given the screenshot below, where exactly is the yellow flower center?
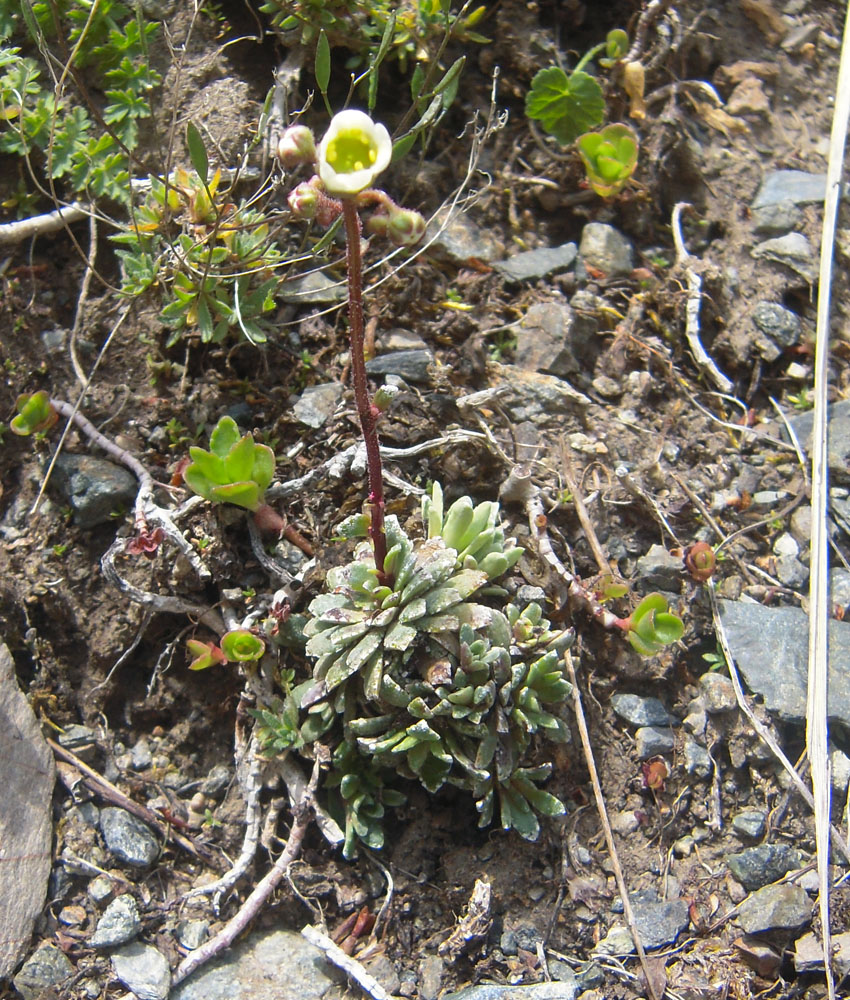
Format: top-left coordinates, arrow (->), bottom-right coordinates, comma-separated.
326,130 -> 378,174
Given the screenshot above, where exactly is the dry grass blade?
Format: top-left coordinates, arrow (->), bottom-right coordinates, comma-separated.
808,4 -> 850,997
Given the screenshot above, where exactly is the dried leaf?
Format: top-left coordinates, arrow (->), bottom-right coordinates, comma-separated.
740,0 -> 787,44
623,60 -> 646,121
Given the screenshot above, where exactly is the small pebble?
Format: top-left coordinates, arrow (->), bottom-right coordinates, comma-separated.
698,673 -> 737,713
732,809 -> 767,840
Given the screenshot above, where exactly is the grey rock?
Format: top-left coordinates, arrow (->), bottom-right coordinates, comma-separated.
366,349 -> 434,384
698,673 -> 736,713
443,984 -> 579,1000
832,747 -> 850,799
718,600 -> 850,728
100,807 -> 159,867
378,329 -> 428,351
279,270 -> 344,304
787,399 -> 850,484
752,301 -> 802,348
90,894 -> 141,948
795,930 -> 850,976
773,532 -> 800,558
176,919 -> 209,951
631,897 -> 690,950
737,884 -> 811,933
418,955 -> 445,1000
515,301 -> 594,377
751,170 -> 828,209
488,363 -> 590,425
56,724 -> 98,760
88,875 -> 114,904
635,726 -> 675,759
683,736 -> 712,779
731,810 -> 767,840
610,693 -> 676,728
130,739 -> 152,771
751,232 -> 816,282
781,22 -> 819,52
751,200 -> 801,236
363,955 -> 400,995
292,382 -> 343,428
727,844 -> 802,890
790,504 -> 812,543
200,764 -> 232,799
13,943 -> 74,1000
831,568 -> 850,609
51,454 -> 138,529
774,554 -> 809,588
634,544 -> 682,591
425,206 -> 503,265
111,942 -> 171,1000
515,585 -> 547,605
172,928 -> 340,1000
578,222 -> 634,278
591,375 -> 622,399
495,243 -> 577,283
41,326 -> 67,353
751,490 -> 791,506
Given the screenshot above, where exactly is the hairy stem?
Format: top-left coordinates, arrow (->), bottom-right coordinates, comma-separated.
342,198 -> 388,579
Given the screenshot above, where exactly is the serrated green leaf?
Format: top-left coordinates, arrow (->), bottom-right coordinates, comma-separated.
525,66 -> 604,146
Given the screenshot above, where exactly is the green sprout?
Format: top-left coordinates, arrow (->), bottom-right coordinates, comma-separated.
624,593 -> 684,656
220,629 -> 266,662
183,416 -> 275,514
10,390 -> 57,436
576,123 -> 639,198
186,639 -> 228,671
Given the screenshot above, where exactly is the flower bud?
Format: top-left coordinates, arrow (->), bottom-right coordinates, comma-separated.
364,212 -> 389,238
277,125 -> 317,169
387,207 -> 426,247
287,178 -> 320,219
372,383 -> 399,413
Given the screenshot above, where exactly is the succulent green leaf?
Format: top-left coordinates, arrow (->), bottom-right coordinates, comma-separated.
220,629 -> 265,661
209,415 -> 241,456
210,481 -> 260,510
10,391 -> 58,436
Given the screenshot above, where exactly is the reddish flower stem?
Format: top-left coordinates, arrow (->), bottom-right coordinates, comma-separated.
342,198 -> 388,579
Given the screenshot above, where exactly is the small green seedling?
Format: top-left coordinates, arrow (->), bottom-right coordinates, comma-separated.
576,123 -> 639,197
625,593 -> 684,656
184,416 -> 275,514
220,629 -> 266,662
10,390 -> 57,436
525,28 -> 628,146
186,639 -> 228,671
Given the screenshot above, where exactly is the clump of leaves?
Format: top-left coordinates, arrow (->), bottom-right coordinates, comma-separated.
0,2 -> 161,208
187,629 -> 265,671
183,415 -> 275,514
112,133 -> 285,346
576,123 -> 639,197
256,483 -> 574,855
525,28 -> 628,146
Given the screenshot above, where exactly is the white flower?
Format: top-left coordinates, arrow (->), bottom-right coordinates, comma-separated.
317,110 -> 392,196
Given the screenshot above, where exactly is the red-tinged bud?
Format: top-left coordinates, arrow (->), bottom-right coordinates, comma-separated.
277,125 -> 317,169
387,207 -> 426,247
287,178 -> 320,219
684,541 -> 716,582
364,212 -> 389,237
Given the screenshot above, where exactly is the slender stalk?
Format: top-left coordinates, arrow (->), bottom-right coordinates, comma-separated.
342,197 -> 388,578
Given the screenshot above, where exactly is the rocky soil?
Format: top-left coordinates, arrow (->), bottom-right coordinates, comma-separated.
2,1 -> 850,999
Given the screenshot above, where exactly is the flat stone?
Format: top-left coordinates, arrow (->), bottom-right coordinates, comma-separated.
727,76 -> 769,114
425,206 -> 503,265
751,170 -> 827,208
831,568 -> 850,609
90,894 -> 141,948
832,747 -> 850,798
733,936 -> 782,978
488,362 -> 590,425
698,672 -> 737,713
13,943 -> 74,1000
610,693 -> 676,728
111,942 -> 171,1000
515,300 -> 595,377
443,983 -> 579,1000
774,554 -> 808,588
786,399 -> 850,484
279,270 -> 345,304
292,382 -> 343,429
683,736 -> 713,779
751,200 -> 802,235
51,454 -> 138,529
578,223 -> 634,278
418,955 -> 445,1000
751,232 -> 816,282
727,844 -> 802,891
794,930 -> 850,976
635,544 -> 683,591
596,898 -> 689,954
737,884 -> 811,933
495,242 -> 577,283
176,919 -> 209,951
172,928 -> 341,1000
717,600 -> 850,729
731,810 -> 767,840
100,807 -> 159,868
366,349 -> 434,384
635,726 -> 675,759
773,532 -> 800,558
752,301 -> 802,348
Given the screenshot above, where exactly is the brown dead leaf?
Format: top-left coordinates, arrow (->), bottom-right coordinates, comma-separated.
740,0 -> 787,44
691,100 -> 750,139
637,956 -> 668,1000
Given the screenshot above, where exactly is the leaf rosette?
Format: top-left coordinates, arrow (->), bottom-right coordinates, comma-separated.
184,415 -> 275,512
